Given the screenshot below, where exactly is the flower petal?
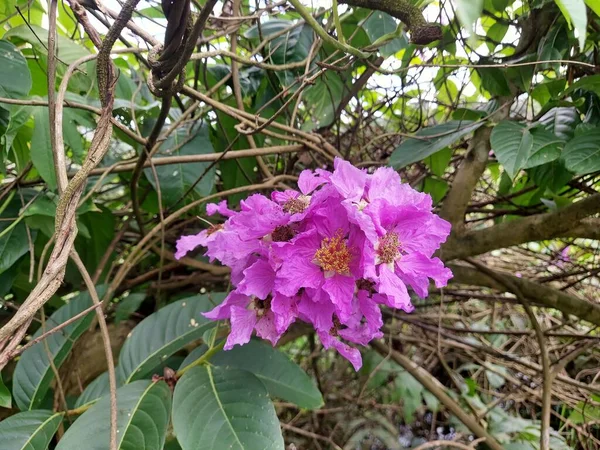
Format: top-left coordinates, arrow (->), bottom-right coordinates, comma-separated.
238,259 -> 275,300
224,306 -> 257,350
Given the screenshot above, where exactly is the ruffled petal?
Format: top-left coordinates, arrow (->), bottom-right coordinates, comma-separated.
298,169 -> 328,195
238,259 -> 275,300
323,274 -> 355,321
377,263 -> 412,312
203,291 -> 251,321
318,331 -> 362,371
174,231 -> 209,260
206,200 -> 235,217
224,306 -> 257,350
330,157 -> 368,202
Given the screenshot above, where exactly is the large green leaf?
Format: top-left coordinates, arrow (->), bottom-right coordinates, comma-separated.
57,380 -> 171,450
538,107 -> 580,141
31,107 -> 57,191
0,221 -> 29,275
0,372 -> 11,408
172,366 -> 284,450
523,127 -> 563,169
491,121 -> 534,178
562,128 -> 600,175
12,288 -> 104,410
74,371 -> 125,409
530,159 -> 573,192
144,123 -> 216,207
586,0 -> 600,16
390,121 -> 483,168
0,40 -> 31,98
554,0 -> 587,48
362,11 -> 408,56
456,0 -> 484,33
205,340 -> 323,409
302,70 -> 347,130
4,25 -> 90,65
244,21 -> 313,66
117,294 -> 223,383
0,410 -> 63,450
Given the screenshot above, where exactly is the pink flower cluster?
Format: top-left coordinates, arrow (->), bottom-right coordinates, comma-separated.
175,159 -> 452,370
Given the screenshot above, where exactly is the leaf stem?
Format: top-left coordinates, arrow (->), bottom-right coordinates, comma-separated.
176,339 -> 226,378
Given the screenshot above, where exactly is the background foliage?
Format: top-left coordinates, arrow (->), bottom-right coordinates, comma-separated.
0,0 -> 599,449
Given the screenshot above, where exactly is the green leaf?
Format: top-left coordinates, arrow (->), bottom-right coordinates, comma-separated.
491,121 -> 534,178
390,121 -> 483,168
117,294 -> 223,383
4,25 -> 90,65
538,107 -> 580,141
12,288 -> 104,410
554,0 -> 587,49
74,371 -> 120,409
302,70 -> 347,130
456,0 -> 484,33
0,40 -> 31,98
562,128 -> 600,174
0,221 -> 29,275
0,410 -> 63,450
31,107 -> 57,191
523,127 -> 563,168
57,380 -> 171,450
530,159 -> 573,192
208,340 -> 323,409
245,21 -> 314,66
586,0 -> 600,16
477,67 -> 511,96
362,11 -> 408,56
115,293 -> 146,324
145,123 -> 216,207
172,366 -> 285,450
0,372 -> 11,408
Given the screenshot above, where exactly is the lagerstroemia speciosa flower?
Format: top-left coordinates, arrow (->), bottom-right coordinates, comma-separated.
175,158 -> 452,370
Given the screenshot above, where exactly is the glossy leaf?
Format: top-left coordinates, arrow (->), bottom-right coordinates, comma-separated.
0,40 -> 31,98
115,293 -> 146,324
4,25 -> 90,65
390,121 -> 483,168
555,0 -> 587,48
0,410 -> 63,450
117,294 -> 223,383
523,127 -> 563,169
245,21 -> 314,66
12,288 -> 104,410
144,123 -> 216,207
538,107 -> 580,141
0,221 -> 29,275
57,381 -> 171,450
456,0 -> 484,33
31,107 -> 57,191
74,371 -> 125,409
173,365 -> 284,450
209,340 -> 323,409
0,372 -> 11,408
362,11 -> 408,56
303,70 -> 347,130
491,121 -> 534,178
562,128 -> 600,175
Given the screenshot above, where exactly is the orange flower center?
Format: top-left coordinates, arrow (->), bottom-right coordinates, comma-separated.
314,230 -> 352,274
378,232 -> 400,264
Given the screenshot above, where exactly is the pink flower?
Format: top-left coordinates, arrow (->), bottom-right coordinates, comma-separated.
175,158 -> 453,370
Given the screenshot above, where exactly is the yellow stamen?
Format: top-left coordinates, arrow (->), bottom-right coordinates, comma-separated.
314,230 -> 352,274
